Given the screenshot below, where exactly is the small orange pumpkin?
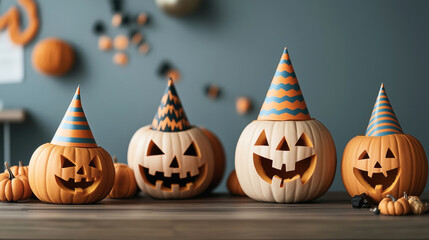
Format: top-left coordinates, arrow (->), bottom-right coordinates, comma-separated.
0,162 -> 32,202
5,161 -> 28,178
32,38 -> 75,76
108,157 -> 137,199
200,128 -> 225,193
226,170 -> 246,196
378,194 -> 410,216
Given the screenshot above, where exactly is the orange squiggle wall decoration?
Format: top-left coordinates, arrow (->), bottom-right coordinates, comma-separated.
0,0 -> 39,45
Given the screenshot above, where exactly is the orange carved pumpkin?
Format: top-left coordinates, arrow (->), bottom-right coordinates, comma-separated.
342,84 -> 428,202
28,87 -> 115,204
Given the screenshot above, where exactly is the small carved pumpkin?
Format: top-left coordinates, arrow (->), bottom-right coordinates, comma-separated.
378,194 -> 410,216
0,162 -> 32,202
226,170 -> 246,196
342,84 -> 428,203
5,161 -> 28,178
235,48 -> 336,203
28,87 -> 115,204
108,157 -> 137,199
128,80 -> 222,199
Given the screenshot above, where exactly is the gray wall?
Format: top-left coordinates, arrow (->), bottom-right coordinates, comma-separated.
1,0 -> 428,192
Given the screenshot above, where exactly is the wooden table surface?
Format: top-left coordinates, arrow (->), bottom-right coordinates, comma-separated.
0,192 -> 427,240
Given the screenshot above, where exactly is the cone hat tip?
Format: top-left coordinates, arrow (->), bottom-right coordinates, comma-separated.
152,80 -> 190,132
365,83 -> 403,137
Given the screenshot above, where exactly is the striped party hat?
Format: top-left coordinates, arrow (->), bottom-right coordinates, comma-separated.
365,83 -> 403,137
51,86 -> 98,147
258,47 -> 310,121
152,79 -> 191,132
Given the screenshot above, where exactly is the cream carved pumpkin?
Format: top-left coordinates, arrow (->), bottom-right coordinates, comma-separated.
128,80 -> 222,199
235,47 -> 336,203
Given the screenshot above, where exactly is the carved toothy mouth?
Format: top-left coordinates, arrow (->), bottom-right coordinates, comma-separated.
353,168 -> 399,192
139,164 -> 207,192
253,153 -> 317,187
55,175 -> 97,192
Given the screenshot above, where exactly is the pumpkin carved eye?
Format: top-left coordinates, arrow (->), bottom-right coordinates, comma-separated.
147,140 -> 164,156
255,130 -> 268,146
61,156 -> 75,168
295,133 -> 313,147
89,158 -> 96,168
276,137 -> 290,151
385,148 -> 395,158
184,142 -> 199,157
358,150 -> 370,160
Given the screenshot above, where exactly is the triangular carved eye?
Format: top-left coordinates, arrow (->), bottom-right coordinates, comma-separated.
295,133 -> 313,147
184,142 -> 199,156
61,156 -> 75,168
386,148 -> 395,158
359,150 -> 370,160
276,137 -> 290,151
147,140 -> 164,156
89,157 -> 96,168
255,130 -> 268,146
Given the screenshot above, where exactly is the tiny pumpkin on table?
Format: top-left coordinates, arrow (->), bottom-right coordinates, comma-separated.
226,170 -> 246,197
404,192 -> 429,215
5,161 -> 28,178
108,157 -> 137,199
378,194 -> 410,216
0,162 -> 32,202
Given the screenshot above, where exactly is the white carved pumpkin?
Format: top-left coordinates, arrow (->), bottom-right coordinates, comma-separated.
235,119 -> 336,203
128,125 -> 215,199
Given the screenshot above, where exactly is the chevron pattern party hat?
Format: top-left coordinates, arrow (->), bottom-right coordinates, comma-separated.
258,47 -> 311,121
51,86 -> 98,147
365,83 -> 403,137
152,79 -> 191,132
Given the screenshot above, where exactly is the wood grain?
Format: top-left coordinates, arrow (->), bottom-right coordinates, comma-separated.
0,192 -> 427,239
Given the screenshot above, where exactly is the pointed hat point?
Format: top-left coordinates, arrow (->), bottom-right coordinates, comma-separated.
365,83 -> 403,136
258,47 -> 310,121
51,87 -> 97,147
152,79 -> 191,132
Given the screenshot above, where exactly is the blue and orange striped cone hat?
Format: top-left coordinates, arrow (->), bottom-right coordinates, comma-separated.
51,86 -> 98,147
152,79 -> 191,132
258,47 -> 311,121
365,84 -> 403,137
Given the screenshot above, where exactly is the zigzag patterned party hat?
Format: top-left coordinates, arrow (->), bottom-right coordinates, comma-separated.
365,83 -> 403,137
51,86 -> 98,148
258,47 -> 310,121
152,79 -> 191,132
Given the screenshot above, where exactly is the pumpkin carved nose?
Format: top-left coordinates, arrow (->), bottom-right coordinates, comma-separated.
374,162 -> 382,168
169,156 -> 179,168
77,166 -> 84,174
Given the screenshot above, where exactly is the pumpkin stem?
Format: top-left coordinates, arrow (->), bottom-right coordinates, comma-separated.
386,195 -> 397,202
403,192 -> 408,200
19,161 -> 23,167
4,162 -> 15,180
113,156 -> 118,163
